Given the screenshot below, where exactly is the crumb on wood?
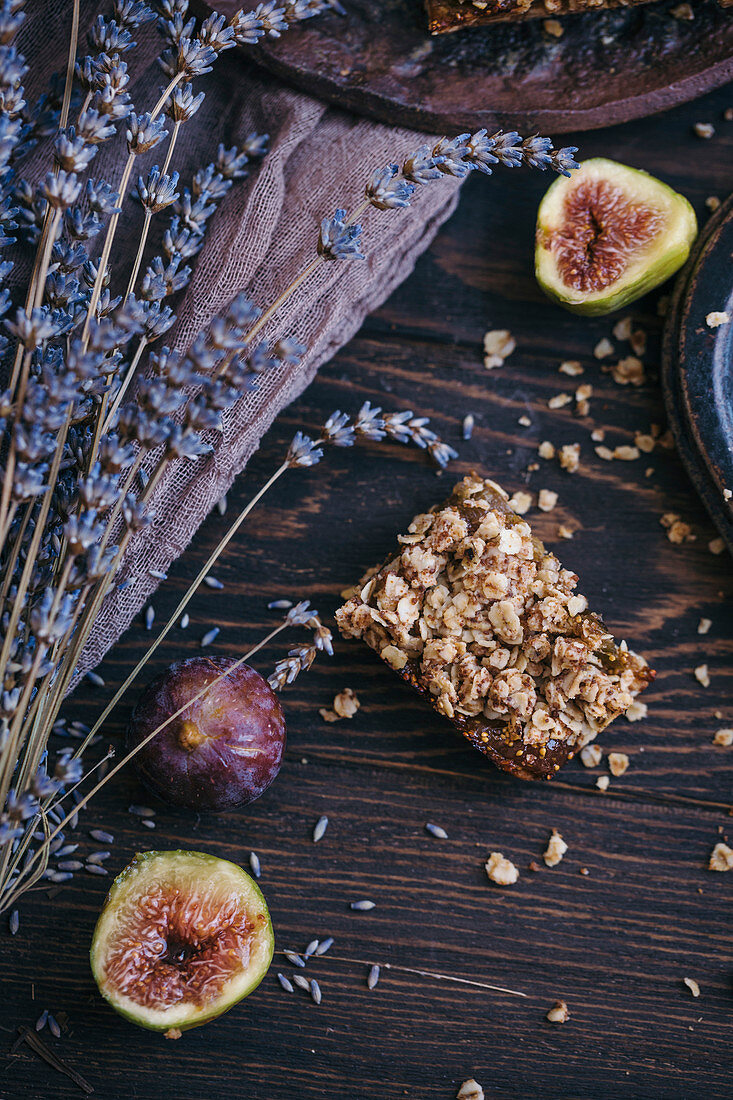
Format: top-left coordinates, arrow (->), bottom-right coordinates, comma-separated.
508,490 -> 533,515
457,1080 -> 485,1100
708,537 -> 725,555
559,360 -> 583,376
594,337 -> 614,360
580,743 -> 602,768
538,489 -> 558,513
549,393 -> 573,410
694,664 -> 710,688
610,356 -> 645,387
319,687 -> 360,723
596,775 -> 610,791
485,851 -> 519,886
558,443 -> 580,473
608,751 -> 629,777
538,440 -> 555,460
546,1000 -> 570,1023
712,728 -> 733,747
483,329 -> 515,368
708,842 -> 733,871
683,977 -> 701,998
698,618 -> 712,635
543,829 -> 568,867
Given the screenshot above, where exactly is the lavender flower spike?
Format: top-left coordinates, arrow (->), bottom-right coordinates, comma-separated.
317,208 -> 365,261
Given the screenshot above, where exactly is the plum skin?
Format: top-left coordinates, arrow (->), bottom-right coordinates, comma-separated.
128,657 -> 286,812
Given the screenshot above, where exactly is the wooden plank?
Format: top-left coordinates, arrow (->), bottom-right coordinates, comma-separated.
2,85 -> 732,1100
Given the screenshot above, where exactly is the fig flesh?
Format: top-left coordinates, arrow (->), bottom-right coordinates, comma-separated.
128,657 -> 285,812
90,850 -> 274,1032
535,157 -> 697,315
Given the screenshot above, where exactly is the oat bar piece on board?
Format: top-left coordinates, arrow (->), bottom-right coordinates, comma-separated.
336,473 -> 653,780
427,0 -> 659,34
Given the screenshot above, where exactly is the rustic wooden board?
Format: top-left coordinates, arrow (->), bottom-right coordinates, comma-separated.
213,0 -> 733,134
2,88 -> 732,1100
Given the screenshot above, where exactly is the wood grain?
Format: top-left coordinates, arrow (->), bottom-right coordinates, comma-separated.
2,88 -> 732,1100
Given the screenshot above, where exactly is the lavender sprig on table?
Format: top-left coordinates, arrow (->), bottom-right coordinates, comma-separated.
0,0 -> 578,912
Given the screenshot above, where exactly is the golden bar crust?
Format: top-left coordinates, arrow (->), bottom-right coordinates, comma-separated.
336,473 -> 653,780
427,0 -> 659,33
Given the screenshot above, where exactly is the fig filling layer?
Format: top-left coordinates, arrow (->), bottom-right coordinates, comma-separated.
552,178 -> 663,293
105,886 -> 252,1010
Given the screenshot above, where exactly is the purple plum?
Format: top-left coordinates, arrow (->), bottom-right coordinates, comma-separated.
128,657 -> 286,812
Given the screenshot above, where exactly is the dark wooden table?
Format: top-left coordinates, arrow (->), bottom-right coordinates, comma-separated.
3,86 -> 732,1100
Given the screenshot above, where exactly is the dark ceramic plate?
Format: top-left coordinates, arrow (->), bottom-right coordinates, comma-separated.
662,194 -> 733,555
212,0 -> 733,134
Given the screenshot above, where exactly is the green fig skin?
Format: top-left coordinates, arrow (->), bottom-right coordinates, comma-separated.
90,850 -> 274,1033
535,158 -> 698,317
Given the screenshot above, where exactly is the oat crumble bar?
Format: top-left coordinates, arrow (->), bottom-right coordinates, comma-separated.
336,473 -> 653,781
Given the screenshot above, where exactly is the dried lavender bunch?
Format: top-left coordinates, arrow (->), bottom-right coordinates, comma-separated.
0,0 -> 578,912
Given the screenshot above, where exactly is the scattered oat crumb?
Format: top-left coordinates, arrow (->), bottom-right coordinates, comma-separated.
591,428 -> 605,443
723,488 -> 732,501
380,644 -> 407,671
164,1028 -> 182,1040
457,1080 -> 484,1100
557,524 -> 574,539
546,1000 -> 570,1024
518,414 -> 532,427
528,859 -> 542,872
645,467 -> 654,478
485,851 -> 519,886
595,446 -> 614,462
319,687 -> 361,723
670,1 -> 694,17
483,329 -> 515,368
712,729 -> 733,747
579,866 -> 589,876
708,537 -> 725,555
611,356 -> 645,386
694,664 -> 710,688
594,337 -> 614,359
660,513 -> 695,544
725,107 -> 733,122
538,489 -> 558,513
559,443 -> 580,473
580,744 -> 602,768
543,829 -> 568,867
708,842 -> 733,871
612,316 -> 633,341
543,17 -> 564,35
694,122 -> 715,139
596,775 -> 610,791
634,432 -> 656,454
706,310 -> 729,329
630,329 -> 647,357
613,445 -> 640,461
575,383 -> 593,416
625,700 -> 648,723
559,360 -> 583,376
527,462 -> 540,472
509,490 -> 533,515
698,617 -> 712,635
683,977 -> 701,998
608,752 -> 629,777
538,440 -> 555,460
705,196 -> 721,212
548,392 -> 573,410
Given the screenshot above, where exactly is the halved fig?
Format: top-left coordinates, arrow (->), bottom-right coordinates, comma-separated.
535,157 -> 697,315
90,850 -> 274,1032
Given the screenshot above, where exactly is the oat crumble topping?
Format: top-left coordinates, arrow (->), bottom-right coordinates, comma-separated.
336,475 -> 652,780
485,851 -> 519,886
625,700 -> 647,722
708,842 -> 733,872
546,1000 -> 570,1023
508,490 -> 533,515
543,829 -> 568,867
